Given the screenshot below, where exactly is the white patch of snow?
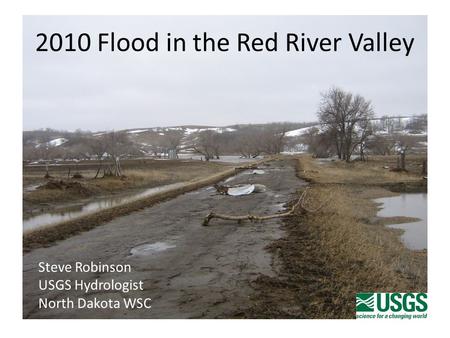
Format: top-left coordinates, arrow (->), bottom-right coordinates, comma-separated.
286,126 -> 320,137
127,129 -> 148,134
184,127 -> 236,135
49,138 -> 68,147
35,138 -> 68,148
184,128 -> 198,135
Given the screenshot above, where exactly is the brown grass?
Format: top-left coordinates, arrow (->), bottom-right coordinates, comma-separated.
236,155 -> 427,319
23,167 -> 241,252
23,157 -> 274,252
299,155 -> 426,185
306,185 -> 426,290
23,160 -> 231,213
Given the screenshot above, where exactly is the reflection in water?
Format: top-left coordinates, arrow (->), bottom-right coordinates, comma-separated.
177,154 -> 261,163
374,193 -> 427,250
23,182 -> 186,232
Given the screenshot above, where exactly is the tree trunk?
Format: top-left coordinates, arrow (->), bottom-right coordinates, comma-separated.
114,157 -> 122,176
421,159 -> 427,176
335,139 -> 342,159
400,151 -> 406,170
44,161 -> 50,178
94,161 -> 102,179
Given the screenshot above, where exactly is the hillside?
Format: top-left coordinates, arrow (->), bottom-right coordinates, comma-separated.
23,115 -> 427,163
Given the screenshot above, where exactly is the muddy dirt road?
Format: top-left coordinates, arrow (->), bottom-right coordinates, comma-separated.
23,159 -> 305,318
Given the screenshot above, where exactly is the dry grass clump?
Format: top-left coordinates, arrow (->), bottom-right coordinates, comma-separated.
298,154 -> 425,186
238,155 -> 426,319
23,167 -> 239,251
240,185 -> 426,319
23,162 -> 231,208
24,181 -> 100,204
306,185 -> 426,292
23,158 -> 271,250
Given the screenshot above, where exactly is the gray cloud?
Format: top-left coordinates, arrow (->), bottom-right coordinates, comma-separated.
23,16 -> 427,131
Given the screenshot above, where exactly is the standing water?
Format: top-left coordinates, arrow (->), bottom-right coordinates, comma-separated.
23,182 -> 187,232
374,193 -> 427,250
177,154 -> 261,163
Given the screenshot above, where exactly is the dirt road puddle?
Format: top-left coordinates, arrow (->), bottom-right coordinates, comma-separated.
23,182 -> 187,232
130,242 -> 176,256
375,193 -> 427,250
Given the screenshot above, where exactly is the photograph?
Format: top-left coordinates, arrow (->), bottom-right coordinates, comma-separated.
21,15 -> 427,319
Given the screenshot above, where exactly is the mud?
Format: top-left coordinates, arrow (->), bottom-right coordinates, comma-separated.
23,159 -> 306,318
38,180 -> 93,195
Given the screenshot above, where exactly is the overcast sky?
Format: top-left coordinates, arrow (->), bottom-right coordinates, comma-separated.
23,16 -> 427,132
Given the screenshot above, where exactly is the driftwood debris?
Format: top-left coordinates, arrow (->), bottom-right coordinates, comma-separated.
214,184 -> 229,195
203,187 -> 328,226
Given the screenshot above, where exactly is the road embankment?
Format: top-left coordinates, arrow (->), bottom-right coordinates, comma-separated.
237,155 -> 427,318
24,165 -> 246,252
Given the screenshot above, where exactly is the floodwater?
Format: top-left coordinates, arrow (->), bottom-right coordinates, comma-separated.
23,158 -> 305,318
23,182 -> 186,232
178,154 -> 262,163
375,193 -> 427,250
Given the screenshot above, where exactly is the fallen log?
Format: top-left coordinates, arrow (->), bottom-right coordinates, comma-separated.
203,187 -> 328,226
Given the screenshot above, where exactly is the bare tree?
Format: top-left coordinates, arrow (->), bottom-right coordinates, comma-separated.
104,131 -> 133,176
235,128 -> 262,158
39,144 -> 54,178
259,123 -> 288,155
193,130 -> 218,161
33,136 -> 59,178
366,135 -> 396,155
318,87 -> 374,162
378,115 -> 396,134
395,135 -> 415,171
86,135 -> 109,178
303,127 -> 334,158
160,129 -> 184,158
65,142 -> 90,177
355,115 -> 374,161
405,114 -> 427,134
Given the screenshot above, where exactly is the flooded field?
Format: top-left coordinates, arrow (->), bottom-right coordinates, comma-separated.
178,154 -> 262,163
23,182 -> 187,232
375,193 -> 427,250
23,158 -> 305,318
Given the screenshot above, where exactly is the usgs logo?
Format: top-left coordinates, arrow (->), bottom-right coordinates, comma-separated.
356,293 -> 428,313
